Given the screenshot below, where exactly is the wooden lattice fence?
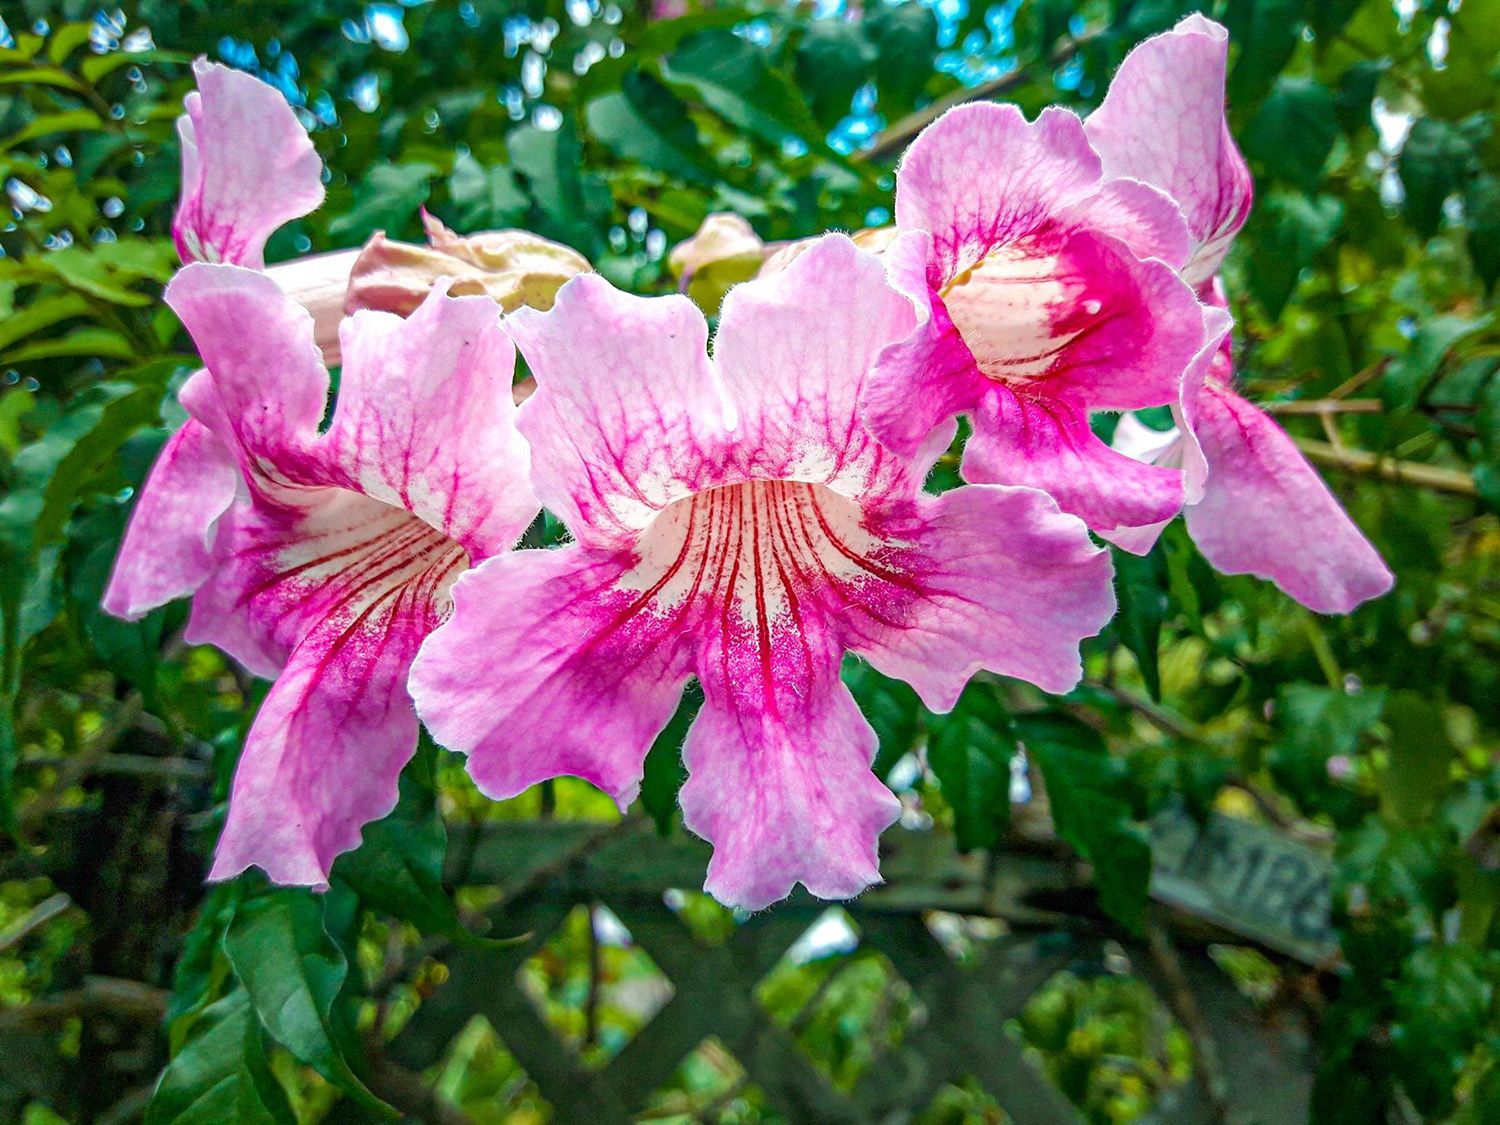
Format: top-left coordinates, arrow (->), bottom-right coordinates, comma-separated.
381,820 -> 1319,1123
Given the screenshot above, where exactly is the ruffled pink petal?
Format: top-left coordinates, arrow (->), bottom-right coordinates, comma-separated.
712,233 -> 928,499
506,275 -> 733,549
641,479 -> 916,909
102,413 -> 239,620
164,263 -> 330,466
322,287 -> 537,560
850,484 -> 1116,705
896,103 -> 1104,279
862,230 -> 981,459
409,546 -> 691,806
1084,15 -> 1253,287
208,555 -> 446,887
173,60 -> 325,269
1183,386 -> 1393,613
872,106 -> 1202,469
1100,304 -> 1236,552
682,679 -> 899,912
962,386 -> 1185,532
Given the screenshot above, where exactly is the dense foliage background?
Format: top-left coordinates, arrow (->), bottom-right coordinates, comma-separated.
0,0 -> 1497,1121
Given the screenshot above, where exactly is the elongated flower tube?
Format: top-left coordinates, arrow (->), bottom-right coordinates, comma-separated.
860,101 -> 1205,542
104,266 -> 537,885
1087,16 -> 1393,612
410,235 -> 1116,911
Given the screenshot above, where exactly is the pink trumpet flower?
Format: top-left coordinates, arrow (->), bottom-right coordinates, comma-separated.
103,265 -> 537,885
860,99 -> 1206,542
1086,16 -> 1392,612
409,235 -> 1116,911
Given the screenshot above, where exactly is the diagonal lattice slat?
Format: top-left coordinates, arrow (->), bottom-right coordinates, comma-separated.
386,820 -> 1315,1123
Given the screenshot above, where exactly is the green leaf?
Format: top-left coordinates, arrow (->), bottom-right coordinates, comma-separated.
68,507 -> 163,699
865,3 -> 938,116
1243,191 -> 1343,318
0,325 -> 135,364
327,161 -> 436,244
795,21 -> 875,125
1270,683 -> 1385,821
663,29 -> 818,146
224,891 -> 393,1117
45,23 -> 94,64
926,682 -> 1015,852
1464,174 -> 1500,292
0,109 -> 109,152
167,883 -> 243,1036
1018,713 -> 1151,929
446,151 -> 528,231
641,683 -> 701,834
1224,0 -> 1308,113
508,123 -> 608,255
0,292 -> 90,352
146,990 -> 295,1125
1397,117 -> 1481,239
0,383 -> 163,793
333,777 -> 493,943
1389,946 -> 1495,1115
843,657 -> 924,780
585,70 -> 717,184
1381,313 -> 1492,411
1378,691 -> 1456,828
1112,546 -> 1166,701
1242,77 -> 1339,192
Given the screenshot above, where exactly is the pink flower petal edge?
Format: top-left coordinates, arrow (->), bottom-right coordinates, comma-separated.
412,235 -> 1116,911
1184,385 -> 1394,614
1084,14 -> 1253,287
109,264 -> 535,887
173,60 -> 325,269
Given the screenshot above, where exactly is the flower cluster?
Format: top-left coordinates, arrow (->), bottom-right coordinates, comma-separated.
108,20 -> 1391,911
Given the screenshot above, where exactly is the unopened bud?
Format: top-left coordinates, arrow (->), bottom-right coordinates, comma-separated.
669,213 -> 767,312
346,212 -> 590,318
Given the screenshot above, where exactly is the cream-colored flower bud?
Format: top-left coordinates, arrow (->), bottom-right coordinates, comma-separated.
668,212 -> 767,312
345,212 -> 590,318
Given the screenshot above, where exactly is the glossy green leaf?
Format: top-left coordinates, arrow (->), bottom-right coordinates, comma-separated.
926,682 -> 1016,852
1112,546 -> 1166,702
641,682 -> 701,834
224,891 -> 393,1117
146,990 -> 295,1125
1018,713 -> 1151,930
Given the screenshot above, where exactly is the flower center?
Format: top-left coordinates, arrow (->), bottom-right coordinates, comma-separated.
939,245 -> 1095,383
618,479 -> 915,630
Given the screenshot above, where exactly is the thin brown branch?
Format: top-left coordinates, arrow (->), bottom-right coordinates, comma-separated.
1146,920 -> 1230,1123
858,30 -> 1102,162
1086,682 -> 1204,741
0,976 -> 168,1031
1262,398 -> 1383,415
20,692 -> 145,834
1294,437 -> 1477,497
1324,359 -> 1389,401
0,892 -> 73,954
